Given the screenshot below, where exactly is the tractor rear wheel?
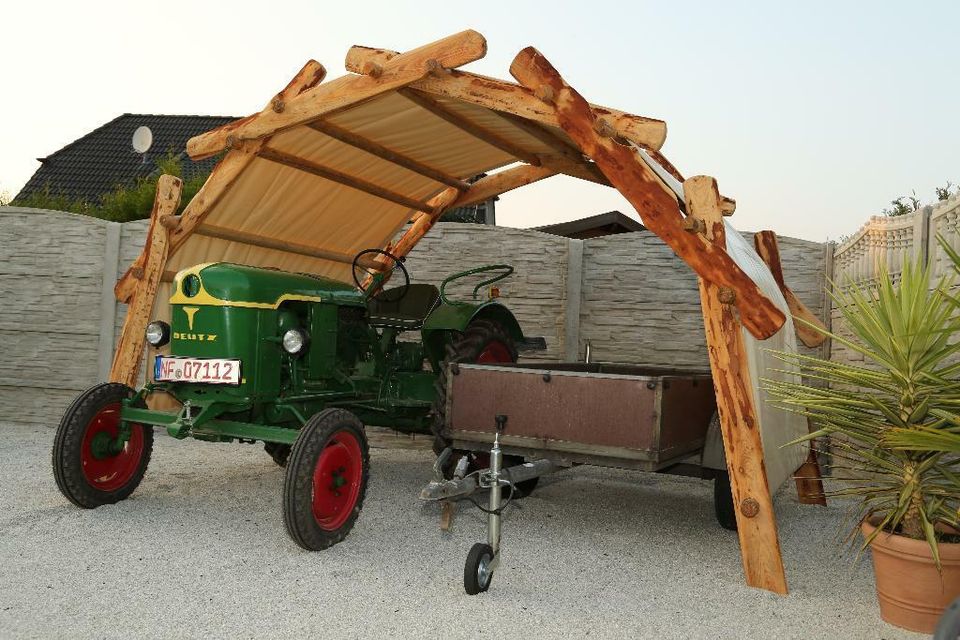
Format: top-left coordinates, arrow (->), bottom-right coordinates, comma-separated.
53,383 -> 154,508
283,409 -> 369,550
431,320 -> 539,497
432,319 -> 518,455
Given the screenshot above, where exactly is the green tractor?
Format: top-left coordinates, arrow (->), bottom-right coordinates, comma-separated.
53,249 -> 540,550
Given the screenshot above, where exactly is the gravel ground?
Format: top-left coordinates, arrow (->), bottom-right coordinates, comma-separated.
1,422 -> 925,640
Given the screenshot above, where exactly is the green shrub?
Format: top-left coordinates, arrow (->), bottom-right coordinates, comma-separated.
11,152 -> 213,222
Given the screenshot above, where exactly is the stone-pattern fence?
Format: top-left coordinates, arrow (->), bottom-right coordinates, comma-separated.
830,193 -> 960,368
0,207 -> 830,426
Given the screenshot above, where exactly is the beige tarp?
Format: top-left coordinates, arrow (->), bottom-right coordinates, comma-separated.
166,91 -> 566,282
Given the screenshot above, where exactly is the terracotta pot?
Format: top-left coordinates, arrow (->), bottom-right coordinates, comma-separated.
862,517 -> 960,634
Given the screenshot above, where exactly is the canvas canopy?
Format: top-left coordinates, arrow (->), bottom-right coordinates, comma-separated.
111,31 -> 830,596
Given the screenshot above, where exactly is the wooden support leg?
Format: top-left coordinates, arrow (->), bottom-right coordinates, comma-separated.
794,448 -> 827,506
685,176 -> 789,595
109,175 -> 183,387
440,500 -> 455,531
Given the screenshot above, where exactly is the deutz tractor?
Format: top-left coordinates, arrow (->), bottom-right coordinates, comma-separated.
52,250 -> 540,550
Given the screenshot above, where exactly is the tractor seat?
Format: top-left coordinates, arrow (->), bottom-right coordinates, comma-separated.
367,283 -> 440,331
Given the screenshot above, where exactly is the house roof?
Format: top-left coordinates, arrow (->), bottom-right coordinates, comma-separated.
14,113 -> 237,203
535,211 -> 645,239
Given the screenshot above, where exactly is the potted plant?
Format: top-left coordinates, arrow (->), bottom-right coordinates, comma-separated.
765,258 -> 960,634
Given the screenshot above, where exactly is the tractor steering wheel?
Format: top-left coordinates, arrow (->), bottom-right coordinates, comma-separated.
352,249 -> 410,302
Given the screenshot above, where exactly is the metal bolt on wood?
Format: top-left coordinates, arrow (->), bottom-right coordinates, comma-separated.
271,98 -> 285,113
361,61 -> 383,78
533,85 -> 555,104
740,497 -> 760,518
682,218 -> 706,234
424,58 -> 446,76
593,117 -> 616,138
718,287 -> 736,305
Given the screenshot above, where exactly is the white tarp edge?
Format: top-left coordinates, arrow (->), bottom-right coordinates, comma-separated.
632,141 -> 808,490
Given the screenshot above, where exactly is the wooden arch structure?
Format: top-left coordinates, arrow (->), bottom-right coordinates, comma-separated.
110,30 -> 827,595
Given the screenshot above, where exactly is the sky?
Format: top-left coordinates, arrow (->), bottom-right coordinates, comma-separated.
2,0 -> 958,242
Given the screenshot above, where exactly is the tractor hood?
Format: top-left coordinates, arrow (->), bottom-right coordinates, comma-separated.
169,262 -> 363,309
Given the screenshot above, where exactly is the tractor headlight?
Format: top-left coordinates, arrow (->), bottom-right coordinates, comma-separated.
282,328 -> 309,355
145,321 -> 170,347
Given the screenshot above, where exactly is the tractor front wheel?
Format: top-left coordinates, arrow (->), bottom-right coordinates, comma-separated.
283,409 -> 369,550
52,382 -> 154,508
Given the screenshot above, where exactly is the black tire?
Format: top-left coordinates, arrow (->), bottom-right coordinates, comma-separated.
934,596 -> 960,640
264,442 -> 291,467
464,542 -> 495,595
283,408 -> 370,551
714,470 -> 738,531
431,319 -> 518,456
53,382 -> 153,509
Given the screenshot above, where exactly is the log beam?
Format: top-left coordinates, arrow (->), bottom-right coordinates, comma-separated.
387,165 -> 558,264
257,146 -> 434,213
306,120 -> 470,190
509,47 -> 785,339
397,88 -> 542,166
494,112 -> 610,185
753,230 -> 828,348
109,175 -> 183,386
345,46 -> 667,151
187,30 -> 487,160
194,223 -> 360,266
685,175 -> 789,595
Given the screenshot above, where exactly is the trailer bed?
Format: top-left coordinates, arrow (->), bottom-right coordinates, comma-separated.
445,362 -> 717,472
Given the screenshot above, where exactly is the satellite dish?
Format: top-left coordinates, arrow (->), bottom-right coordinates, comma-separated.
132,126 -> 153,154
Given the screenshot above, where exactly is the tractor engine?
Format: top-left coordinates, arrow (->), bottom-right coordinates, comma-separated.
145,262 -> 367,403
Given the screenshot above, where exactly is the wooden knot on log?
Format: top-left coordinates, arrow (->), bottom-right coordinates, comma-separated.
718,287 -> 736,305
682,218 -> 706,234
159,215 -> 179,230
131,267 -> 145,280
593,117 -> 616,138
225,134 -> 243,150
271,97 -> 285,113
533,85 -> 555,104
361,61 -> 383,78
740,497 -> 760,518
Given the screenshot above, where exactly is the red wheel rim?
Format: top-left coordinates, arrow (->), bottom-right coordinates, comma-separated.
80,402 -> 145,491
311,430 -> 363,531
476,340 -> 512,364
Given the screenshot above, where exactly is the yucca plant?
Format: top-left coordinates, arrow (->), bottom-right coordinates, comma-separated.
764,258 -> 960,565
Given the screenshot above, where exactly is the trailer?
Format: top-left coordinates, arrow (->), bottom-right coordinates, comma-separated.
422,361 -> 742,593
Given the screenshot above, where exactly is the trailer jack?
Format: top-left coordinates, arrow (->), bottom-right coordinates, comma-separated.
420,415 -> 559,594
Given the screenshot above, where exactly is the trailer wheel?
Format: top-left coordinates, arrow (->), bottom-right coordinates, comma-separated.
283,409 -> 369,551
714,470 -> 738,531
464,542 -> 495,595
53,383 -> 153,509
264,442 -> 291,467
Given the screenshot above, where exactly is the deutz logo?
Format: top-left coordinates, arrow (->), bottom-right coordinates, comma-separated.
176,306 -> 217,342
183,306 -> 200,330
173,333 -> 218,342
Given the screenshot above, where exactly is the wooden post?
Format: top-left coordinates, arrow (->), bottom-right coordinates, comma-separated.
109,175 -> 183,387
684,176 -> 789,595
753,230 -> 827,348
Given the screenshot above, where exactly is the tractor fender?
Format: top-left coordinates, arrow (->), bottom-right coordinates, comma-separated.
421,301 -> 523,369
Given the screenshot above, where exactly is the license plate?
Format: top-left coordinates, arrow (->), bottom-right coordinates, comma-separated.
154,356 -> 241,385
